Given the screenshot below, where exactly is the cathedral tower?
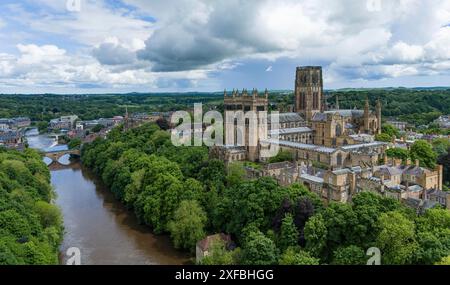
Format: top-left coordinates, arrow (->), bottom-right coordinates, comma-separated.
295,66 -> 324,121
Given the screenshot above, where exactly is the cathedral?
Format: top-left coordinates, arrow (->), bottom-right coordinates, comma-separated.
212,66 -> 386,170
210,66 -> 445,204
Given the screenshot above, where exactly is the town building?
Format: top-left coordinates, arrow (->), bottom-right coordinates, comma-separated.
0,130 -> 24,147
434,115 -> 450,129
50,115 -> 79,131
0,117 -> 31,130
387,120 -> 409,132
195,233 -> 234,264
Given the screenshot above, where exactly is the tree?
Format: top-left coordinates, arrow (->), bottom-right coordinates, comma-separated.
304,214 -> 327,258
68,138 -> 82,149
226,162 -> 246,187
386,148 -> 409,162
156,118 -> 170,130
279,247 -> 320,265
375,133 -> 393,143
34,201 -> 62,229
269,150 -> 293,163
91,124 -> 105,133
409,140 -> 437,169
242,231 -> 278,265
278,214 -> 299,251
382,124 -> 400,138
167,200 -> 207,252
432,138 -> 450,157
199,239 -> 235,265
435,255 -> 450,265
331,246 -> 367,265
376,211 -> 418,265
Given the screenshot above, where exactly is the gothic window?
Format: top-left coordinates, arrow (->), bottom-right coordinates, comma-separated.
301,92 -> 306,109
312,72 -> 319,84
313,92 -> 319,109
336,124 -> 342,137
337,153 -> 343,166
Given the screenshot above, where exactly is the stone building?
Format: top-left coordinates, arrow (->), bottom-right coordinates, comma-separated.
209,66 -> 445,209
223,89 -> 269,162
213,66 -> 383,165
295,66 -> 324,121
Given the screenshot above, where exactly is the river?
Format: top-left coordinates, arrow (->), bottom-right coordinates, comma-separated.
26,129 -> 189,265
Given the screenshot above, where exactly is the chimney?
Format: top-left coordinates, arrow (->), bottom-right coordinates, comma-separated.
406,158 -> 412,166
415,159 -> 420,168
380,174 -> 385,185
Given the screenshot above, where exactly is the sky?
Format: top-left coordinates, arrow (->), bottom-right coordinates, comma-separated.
0,0 -> 450,94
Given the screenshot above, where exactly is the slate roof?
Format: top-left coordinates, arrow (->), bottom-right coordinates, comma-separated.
261,139 -> 337,154
311,112 -> 328,122
269,113 -> 305,124
427,189 -> 449,199
269,127 -> 313,136
300,173 -> 324,184
375,166 -> 403,176
340,141 -> 387,151
402,166 -> 433,176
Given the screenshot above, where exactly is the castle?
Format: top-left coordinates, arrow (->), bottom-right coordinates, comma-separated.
210,66 -> 446,207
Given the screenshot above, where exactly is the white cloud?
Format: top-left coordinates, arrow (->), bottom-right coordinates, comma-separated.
1,0 -> 450,91
130,0 -> 450,80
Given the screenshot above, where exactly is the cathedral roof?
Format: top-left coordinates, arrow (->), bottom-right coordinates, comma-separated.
261,139 -> 337,154
269,127 -> 313,136
269,113 -> 305,124
311,112 -> 328,122
324,109 -> 365,118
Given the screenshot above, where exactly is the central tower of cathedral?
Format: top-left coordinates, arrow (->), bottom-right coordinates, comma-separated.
295,66 -> 324,121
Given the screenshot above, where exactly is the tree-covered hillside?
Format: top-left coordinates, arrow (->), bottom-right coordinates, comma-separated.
0,148 -> 63,265
1,88 -> 449,127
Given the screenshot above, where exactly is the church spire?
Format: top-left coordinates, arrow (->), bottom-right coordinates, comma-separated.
336,95 -> 340,110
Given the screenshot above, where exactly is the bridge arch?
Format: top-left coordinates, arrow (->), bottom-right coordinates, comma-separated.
43,149 -> 81,164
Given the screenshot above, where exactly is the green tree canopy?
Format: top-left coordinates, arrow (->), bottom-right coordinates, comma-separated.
242,231 -> 278,265
409,140 -> 437,169
168,200 -> 207,252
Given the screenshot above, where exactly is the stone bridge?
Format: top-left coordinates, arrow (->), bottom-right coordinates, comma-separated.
43,149 -> 81,163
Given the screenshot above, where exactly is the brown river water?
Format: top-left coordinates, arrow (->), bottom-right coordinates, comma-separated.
26,129 -> 189,265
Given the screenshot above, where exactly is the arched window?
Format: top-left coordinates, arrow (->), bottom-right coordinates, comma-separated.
336,124 -> 342,137
337,153 -> 343,166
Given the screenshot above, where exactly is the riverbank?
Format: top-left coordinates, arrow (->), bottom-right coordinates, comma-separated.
26,129 -> 190,265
